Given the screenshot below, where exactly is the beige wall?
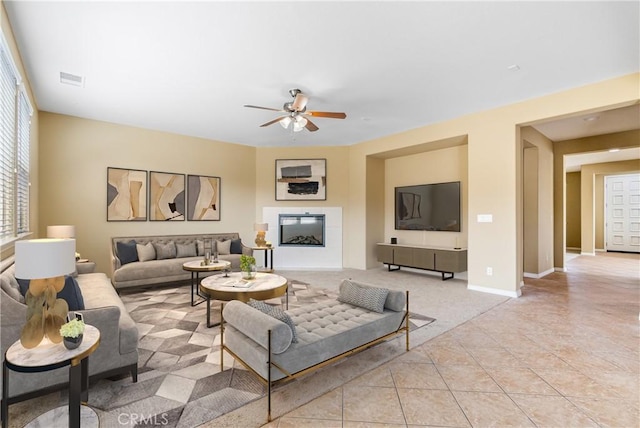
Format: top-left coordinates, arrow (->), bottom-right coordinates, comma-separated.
565,172 -> 581,248
366,156 -> 385,268
38,113 -> 256,272
554,129 -> 640,266
523,146 -> 539,273
595,175 -> 605,250
521,127 -> 554,276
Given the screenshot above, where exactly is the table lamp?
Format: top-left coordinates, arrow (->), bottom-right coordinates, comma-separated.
47,225 -> 80,260
46,225 -> 75,239
15,238 -> 76,348
254,223 -> 268,247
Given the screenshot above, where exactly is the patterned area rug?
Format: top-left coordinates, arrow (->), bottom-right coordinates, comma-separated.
85,280 -> 435,427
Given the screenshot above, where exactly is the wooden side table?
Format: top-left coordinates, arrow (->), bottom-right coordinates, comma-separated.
2,325 -> 101,428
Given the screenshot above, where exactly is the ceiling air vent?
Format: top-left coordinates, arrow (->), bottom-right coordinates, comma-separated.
60,72 -> 84,87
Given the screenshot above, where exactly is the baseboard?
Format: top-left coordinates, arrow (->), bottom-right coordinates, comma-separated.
566,246 -> 581,252
523,268 -> 555,279
580,251 -> 596,256
467,283 -> 521,298
554,267 -> 567,272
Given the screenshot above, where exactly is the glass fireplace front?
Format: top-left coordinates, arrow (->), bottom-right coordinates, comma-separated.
279,214 -> 325,247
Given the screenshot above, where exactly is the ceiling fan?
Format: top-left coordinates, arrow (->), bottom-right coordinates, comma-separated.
244,89 -> 346,133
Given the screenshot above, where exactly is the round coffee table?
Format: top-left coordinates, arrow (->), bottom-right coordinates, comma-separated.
200,272 -> 288,327
183,260 -> 231,306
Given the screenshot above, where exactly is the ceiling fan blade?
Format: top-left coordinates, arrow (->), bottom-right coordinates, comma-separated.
244,104 -> 284,112
259,117 -> 287,127
291,93 -> 309,111
305,118 -> 319,132
307,111 -> 347,119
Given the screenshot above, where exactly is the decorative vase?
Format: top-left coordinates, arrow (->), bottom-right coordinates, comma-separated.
63,334 -> 83,350
241,265 -> 257,280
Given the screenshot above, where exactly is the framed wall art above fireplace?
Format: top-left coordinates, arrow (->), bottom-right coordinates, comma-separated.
275,159 -> 326,201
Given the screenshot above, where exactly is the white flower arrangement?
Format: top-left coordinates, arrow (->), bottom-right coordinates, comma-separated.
59,318 -> 85,338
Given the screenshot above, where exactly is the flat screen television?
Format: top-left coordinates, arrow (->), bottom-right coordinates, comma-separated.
395,181 -> 461,232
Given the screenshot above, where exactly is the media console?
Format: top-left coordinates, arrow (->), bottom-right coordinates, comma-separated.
377,243 -> 467,280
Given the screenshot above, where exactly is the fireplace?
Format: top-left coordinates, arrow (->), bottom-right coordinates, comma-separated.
279,214 -> 325,247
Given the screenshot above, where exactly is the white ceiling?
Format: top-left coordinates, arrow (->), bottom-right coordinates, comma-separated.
4,1 -> 639,149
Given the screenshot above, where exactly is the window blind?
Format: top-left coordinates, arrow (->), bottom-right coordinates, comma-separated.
0,33 -> 31,241
17,90 -> 31,234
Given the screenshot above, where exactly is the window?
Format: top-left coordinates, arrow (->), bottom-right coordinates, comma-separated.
1,33 -> 32,242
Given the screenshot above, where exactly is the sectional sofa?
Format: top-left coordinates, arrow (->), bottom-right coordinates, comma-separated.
110,233 -> 253,290
0,258 -> 138,404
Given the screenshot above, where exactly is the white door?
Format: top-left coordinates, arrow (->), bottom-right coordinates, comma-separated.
606,174 -> 640,253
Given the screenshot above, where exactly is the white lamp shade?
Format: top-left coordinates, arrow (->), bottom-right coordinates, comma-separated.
15,239 -> 76,279
254,223 -> 268,232
46,225 -> 76,239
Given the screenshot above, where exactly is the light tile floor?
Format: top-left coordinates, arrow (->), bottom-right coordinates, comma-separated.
266,252 -> 639,427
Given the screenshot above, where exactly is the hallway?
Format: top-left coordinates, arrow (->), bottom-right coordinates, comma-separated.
267,252 -> 640,427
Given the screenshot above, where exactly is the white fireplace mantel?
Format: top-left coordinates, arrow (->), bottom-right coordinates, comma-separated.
262,207 -> 343,270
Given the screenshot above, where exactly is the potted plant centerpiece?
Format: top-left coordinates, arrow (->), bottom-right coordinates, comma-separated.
59,318 -> 85,350
240,254 -> 257,280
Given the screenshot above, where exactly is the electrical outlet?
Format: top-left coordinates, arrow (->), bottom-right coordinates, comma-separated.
486,267 -> 493,276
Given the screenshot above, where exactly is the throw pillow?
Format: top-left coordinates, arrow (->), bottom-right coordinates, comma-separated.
176,242 -> 197,258
196,240 -> 205,256
338,279 -> 389,313
216,239 -> 231,255
117,240 -> 138,265
136,242 -> 156,262
154,241 -> 177,260
17,278 -> 30,296
230,239 -> 243,255
17,276 -> 85,310
248,298 -> 297,343
58,275 -> 85,311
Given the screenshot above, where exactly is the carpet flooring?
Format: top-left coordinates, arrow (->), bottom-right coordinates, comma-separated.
6,277 -> 435,428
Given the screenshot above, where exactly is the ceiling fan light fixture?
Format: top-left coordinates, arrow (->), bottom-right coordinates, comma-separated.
280,116 -> 292,129
293,116 -> 307,132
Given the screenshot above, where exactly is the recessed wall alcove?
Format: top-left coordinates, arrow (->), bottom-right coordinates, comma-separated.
364,135 -> 469,269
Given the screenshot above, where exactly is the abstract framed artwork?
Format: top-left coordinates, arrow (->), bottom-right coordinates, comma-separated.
187,174 -> 221,221
149,171 -> 186,221
275,159 -> 327,201
107,167 -> 147,221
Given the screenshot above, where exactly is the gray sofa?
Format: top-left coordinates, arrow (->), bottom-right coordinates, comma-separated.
110,233 -> 253,290
221,279 -> 409,421
0,258 -> 138,403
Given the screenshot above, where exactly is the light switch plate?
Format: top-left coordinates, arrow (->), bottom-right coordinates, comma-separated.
477,214 -> 493,223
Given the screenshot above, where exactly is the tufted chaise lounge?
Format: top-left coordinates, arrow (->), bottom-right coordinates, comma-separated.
220,279 -> 409,422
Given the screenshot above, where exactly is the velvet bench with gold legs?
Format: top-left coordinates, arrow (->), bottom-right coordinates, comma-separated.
220,279 -> 409,422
